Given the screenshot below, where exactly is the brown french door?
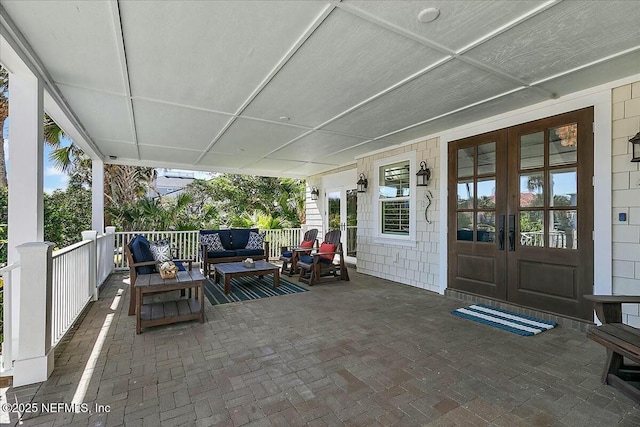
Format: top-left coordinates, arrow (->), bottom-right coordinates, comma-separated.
448,108 -> 594,320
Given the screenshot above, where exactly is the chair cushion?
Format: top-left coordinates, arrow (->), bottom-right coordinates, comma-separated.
231,228 -> 258,250
206,250 -> 238,259
174,261 -> 186,272
130,235 -> 155,275
149,238 -> 172,263
245,231 -> 266,250
299,254 -> 332,265
201,233 -> 225,252
235,248 -> 265,257
319,243 -> 336,261
201,229 -> 232,249
280,251 -> 293,258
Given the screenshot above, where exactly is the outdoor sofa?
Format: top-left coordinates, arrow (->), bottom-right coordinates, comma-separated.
200,228 -> 269,277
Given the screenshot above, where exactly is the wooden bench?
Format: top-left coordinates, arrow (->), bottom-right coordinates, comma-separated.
135,270 -> 205,334
584,295 -> 640,402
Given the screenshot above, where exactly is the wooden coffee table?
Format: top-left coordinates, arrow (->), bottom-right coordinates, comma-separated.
214,261 -> 280,294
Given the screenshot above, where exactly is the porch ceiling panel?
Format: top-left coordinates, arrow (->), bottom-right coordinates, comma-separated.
464,1 -> 640,83
384,89 -> 549,144
268,132 -> 372,162
322,59 -> 520,138
119,0 -> 328,112
95,140 -> 139,160
241,9 -> 446,128
132,99 -> 230,150
199,152 -> 263,171
319,140 -> 399,165
1,0 -> 125,94
342,0 -> 550,52
538,50 -> 640,99
138,145 -> 201,165
58,85 -> 134,142
207,118 -> 309,158
2,1 -> 640,178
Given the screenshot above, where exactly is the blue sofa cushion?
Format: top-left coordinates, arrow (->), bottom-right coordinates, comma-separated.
174,261 -> 186,272
130,235 -> 155,274
280,251 -> 293,258
206,250 -> 238,259
230,228 -> 257,250
299,254 -> 332,265
201,229 -> 232,250
235,249 -> 265,258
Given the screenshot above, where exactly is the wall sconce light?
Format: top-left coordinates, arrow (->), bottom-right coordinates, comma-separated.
630,132 -> 640,162
310,186 -> 319,201
357,173 -> 368,193
416,161 -> 431,186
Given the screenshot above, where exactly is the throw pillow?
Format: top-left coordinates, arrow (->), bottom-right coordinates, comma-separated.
202,233 -> 225,252
245,231 -> 266,250
318,242 -> 336,261
149,238 -> 172,263
299,239 -> 314,255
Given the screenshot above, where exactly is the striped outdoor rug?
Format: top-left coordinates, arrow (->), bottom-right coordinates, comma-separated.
204,276 -> 308,305
451,304 -> 557,336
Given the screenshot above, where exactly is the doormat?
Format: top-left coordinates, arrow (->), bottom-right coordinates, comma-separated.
451,304 -> 557,336
204,276 -> 308,306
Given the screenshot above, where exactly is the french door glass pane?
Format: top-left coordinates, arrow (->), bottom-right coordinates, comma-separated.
477,178 -> 496,209
477,142 -> 496,175
328,191 -> 341,230
477,211 -> 496,243
457,181 -> 474,209
520,132 -> 544,169
519,173 -> 544,207
549,124 -> 577,166
457,212 -> 474,241
550,210 -> 577,249
550,168 -> 577,207
520,211 -> 544,247
458,147 -> 474,177
346,189 -> 357,257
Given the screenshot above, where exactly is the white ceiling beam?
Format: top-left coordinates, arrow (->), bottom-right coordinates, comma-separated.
110,0 -> 139,159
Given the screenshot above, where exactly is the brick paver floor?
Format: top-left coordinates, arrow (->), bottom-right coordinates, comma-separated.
3,270 -> 639,426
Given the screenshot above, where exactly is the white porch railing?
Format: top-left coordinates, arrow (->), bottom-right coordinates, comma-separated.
51,240 -> 95,347
0,261 -> 20,376
96,231 -> 115,287
114,228 -> 303,270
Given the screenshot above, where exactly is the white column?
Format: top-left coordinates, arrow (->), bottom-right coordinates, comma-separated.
7,70 -> 44,262
13,242 -> 55,387
81,230 -> 98,301
92,159 -> 105,233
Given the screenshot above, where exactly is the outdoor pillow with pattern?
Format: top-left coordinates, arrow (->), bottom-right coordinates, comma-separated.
245,231 -> 266,250
149,238 -> 172,263
202,233 -> 225,252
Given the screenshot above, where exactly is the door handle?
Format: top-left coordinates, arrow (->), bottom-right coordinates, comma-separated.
508,214 -> 516,251
498,215 -> 505,250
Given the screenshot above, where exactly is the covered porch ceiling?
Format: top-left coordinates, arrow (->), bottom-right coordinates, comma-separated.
1,1 -> 639,178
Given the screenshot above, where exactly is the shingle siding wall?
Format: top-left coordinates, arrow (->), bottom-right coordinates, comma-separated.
356,138 -> 440,292
611,81 -> 640,326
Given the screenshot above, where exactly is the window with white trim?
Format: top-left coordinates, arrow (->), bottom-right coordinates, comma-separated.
373,153 -> 416,242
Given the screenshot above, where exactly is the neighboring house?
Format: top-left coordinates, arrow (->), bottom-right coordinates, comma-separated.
147,170 -> 195,198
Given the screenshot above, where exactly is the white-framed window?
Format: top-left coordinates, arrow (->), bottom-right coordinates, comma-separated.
373,152 -> 416,244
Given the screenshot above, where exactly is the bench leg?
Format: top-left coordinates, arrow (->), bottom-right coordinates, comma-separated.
136,288 -> 142,334
603,349 -> 624,384
129,280 -> 136,316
